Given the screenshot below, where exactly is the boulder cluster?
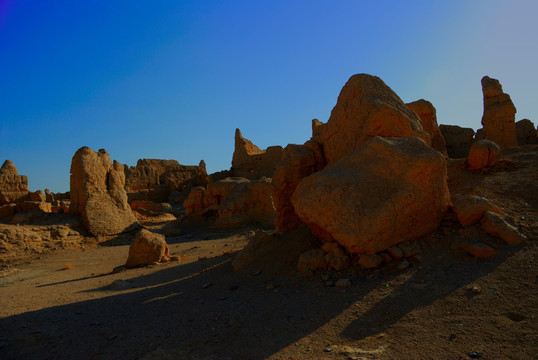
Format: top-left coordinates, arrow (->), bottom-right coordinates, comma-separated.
1,72 -> 534,271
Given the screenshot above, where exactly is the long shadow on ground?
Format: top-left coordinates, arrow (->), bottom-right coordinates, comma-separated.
0,240 -> 517,360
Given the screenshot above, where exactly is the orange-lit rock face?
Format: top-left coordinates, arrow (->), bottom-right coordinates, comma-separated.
231,128 -> 283,179
0,160 -> 29,205
184,177 -> 275,229
481,76 -> 517,149
69,147 -> 138,236
467,139 -> 501,171
292,136 -> 450,255
319,74 -> 431,165
125,229 -> 169,268
406,99 -> 447,155
271,141 -> 325,234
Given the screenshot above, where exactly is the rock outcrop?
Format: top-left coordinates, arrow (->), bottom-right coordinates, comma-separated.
467,139 -> 501,171
231,129 -> 283,179
439,125 -> 475,158
124,159 -> 208,203
515,119 -> 538,145
271,141 -> 326,234
406,99 -> 447,155
125,229 -> 169,268
481,76 -> 517,149
184,177 -> 275,229
318,74 -> 431,165
291,136 -> 450,255
69,147 -> 138,236
0,160 -> 29,205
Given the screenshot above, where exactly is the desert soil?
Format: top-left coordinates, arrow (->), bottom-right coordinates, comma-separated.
1,146 -> 537,360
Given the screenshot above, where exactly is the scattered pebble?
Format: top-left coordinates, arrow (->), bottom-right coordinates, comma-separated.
107,334 -> 117,341
230,285 -> 239,291
252,270 -> 262,276
107,280 -> 131,290
468,351 -> 483,359
325,280 -> 335,287
321,273 -> 330,281
335,278 -> 351,287
169,255 -> 180,262
324,347 -> 333,352
265,284 -> 275,290
202,283 -> 213,289
397,259 -> 410,271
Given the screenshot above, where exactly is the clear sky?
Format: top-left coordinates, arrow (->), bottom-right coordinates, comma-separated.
1,0 -> 536,192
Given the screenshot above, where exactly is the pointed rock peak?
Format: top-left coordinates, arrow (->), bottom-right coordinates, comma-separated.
481,76 -> 503,98
0,160 -> 17,175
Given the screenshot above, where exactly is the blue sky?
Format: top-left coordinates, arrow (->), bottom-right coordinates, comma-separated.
1,0 -> 537,192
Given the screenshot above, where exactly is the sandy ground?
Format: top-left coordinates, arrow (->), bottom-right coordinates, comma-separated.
0,145 -> 537,360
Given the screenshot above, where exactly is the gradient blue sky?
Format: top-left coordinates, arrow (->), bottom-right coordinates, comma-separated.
1,0 -> 537,192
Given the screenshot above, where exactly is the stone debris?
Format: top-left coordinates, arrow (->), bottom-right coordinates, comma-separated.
125,229 -> 170,268
358,254 -> 384,269
451,195 -> 501,227
335,278 -> 351,287
480,211 -> 526,245
459,242 -> 496,259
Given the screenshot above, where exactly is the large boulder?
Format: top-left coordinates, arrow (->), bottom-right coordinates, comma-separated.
271,141 -> 325,234
439,125 -> 475,158
467,139 -> 501,171
292,136 -> 450,254
0,160 -> 29,205
481,76 -> 517,149
70,147 -> 138,236
515,119 -> 538,145
406,99 -> 447,155
125,229 -> 169,268
319,74 -> 431,165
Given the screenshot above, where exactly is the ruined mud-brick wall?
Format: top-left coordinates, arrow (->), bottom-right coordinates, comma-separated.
124,159 -> 208,203
231,128 -> 283,179
0,160 -> 29,205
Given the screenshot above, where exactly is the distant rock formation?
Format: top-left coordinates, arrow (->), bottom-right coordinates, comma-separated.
0,160 -> 29,205
515,119 -> 538,145
406,99 -> 447,155
291,136 -> 449,254
481,76 -> 517,149
70,147 -> 138,236
439,125 -> 475,158
124,159 -> 208,203
184,177 -> 274,229
318,74 -> 431,165
231,129 -> 283,179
